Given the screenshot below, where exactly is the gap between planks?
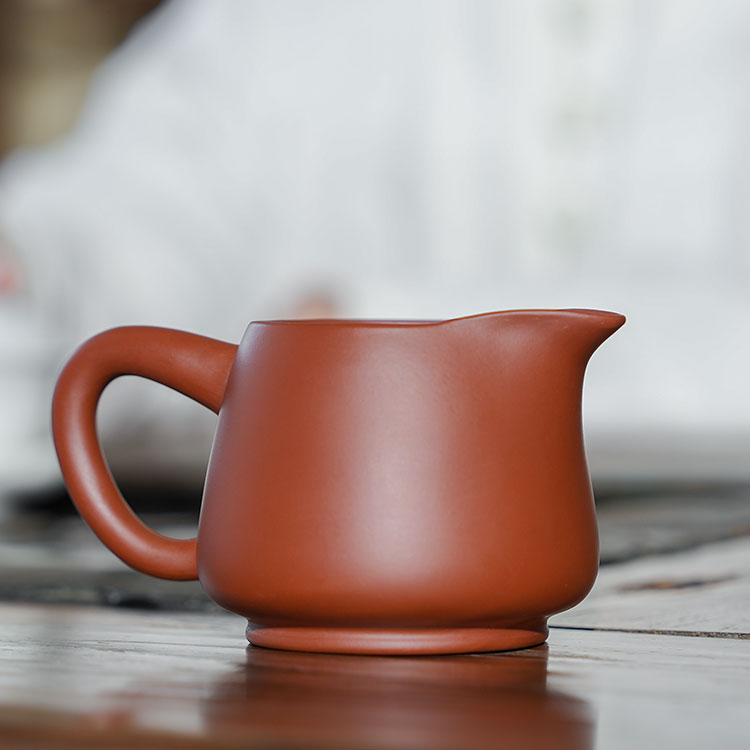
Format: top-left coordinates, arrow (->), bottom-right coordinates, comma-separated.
551,624 -> 750,639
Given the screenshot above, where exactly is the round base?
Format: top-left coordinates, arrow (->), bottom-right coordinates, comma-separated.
246,623 -> 548,655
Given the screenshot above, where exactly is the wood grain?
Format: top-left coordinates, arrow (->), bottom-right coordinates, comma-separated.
0,602 -> 747,749
552,536 -> 750,635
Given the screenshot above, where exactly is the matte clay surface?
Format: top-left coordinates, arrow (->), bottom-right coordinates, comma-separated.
52,310 -> 625,654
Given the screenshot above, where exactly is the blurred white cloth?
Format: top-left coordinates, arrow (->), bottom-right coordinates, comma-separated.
1,0 -> 750,490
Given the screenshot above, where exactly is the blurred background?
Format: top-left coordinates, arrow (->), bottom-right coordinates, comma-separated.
0,0 -> 749,602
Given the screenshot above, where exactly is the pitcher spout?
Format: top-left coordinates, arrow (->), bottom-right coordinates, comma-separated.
561,309 -> 626,356
446,307 -> 625,363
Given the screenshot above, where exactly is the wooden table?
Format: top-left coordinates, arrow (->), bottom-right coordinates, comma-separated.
0,600 -> 746,749
0,487 -> 748,748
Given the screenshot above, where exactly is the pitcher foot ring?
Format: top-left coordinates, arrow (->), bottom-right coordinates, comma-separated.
245,623 -> 548,655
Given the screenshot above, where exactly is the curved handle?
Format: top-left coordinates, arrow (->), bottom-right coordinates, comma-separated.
52,326 -> 238,580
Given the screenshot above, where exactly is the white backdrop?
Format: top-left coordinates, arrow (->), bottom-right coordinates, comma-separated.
1,0 -> 749,489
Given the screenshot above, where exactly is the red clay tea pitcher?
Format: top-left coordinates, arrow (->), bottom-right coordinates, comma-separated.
52,309 -> 625,654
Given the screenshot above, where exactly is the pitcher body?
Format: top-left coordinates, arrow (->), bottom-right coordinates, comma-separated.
52,309 -> 624,654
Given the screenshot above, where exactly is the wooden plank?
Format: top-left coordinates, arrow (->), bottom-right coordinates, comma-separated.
0,603 -> 747,749
552,536 -> 750,635
595,483 -> 750,563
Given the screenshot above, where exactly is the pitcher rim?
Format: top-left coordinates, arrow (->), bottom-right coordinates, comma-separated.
253,308 -> 625,328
